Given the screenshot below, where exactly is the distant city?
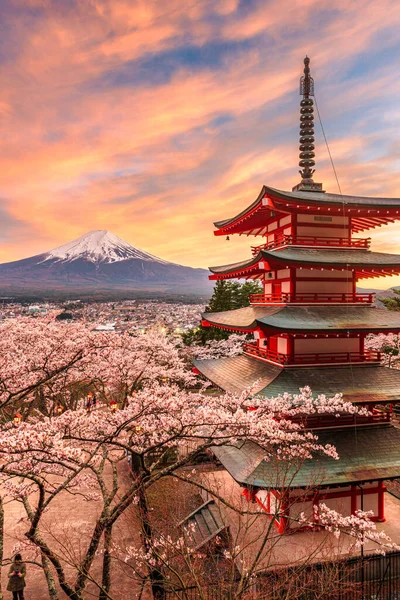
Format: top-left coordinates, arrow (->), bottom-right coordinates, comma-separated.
0,299 -> 204,336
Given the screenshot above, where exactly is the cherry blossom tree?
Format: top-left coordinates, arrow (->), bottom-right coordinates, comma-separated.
0,382 -> 395,599
0,318 -> 397,599
190,333 -> 244,360
0,317 -> 196,419
365,333 -> 400,367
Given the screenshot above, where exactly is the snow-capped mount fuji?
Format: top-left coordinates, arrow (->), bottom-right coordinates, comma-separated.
41,230 -> 172,265
0,230 -> 212,298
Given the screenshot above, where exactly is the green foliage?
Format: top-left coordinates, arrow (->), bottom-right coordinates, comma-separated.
182,280 -> 262,345
206,280 -> 262,312
378,288 -> 400,311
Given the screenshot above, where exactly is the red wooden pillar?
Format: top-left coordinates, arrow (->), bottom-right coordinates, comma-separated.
287,334 -> 295,363
377,481 -> 386,522
291,212 -> 297,242
313,490 -> 320,526
290,267 -> 296,301
351,484 -> 358,514
278,492 -> 290,534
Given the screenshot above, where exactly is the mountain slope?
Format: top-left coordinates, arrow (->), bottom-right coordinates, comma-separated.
0,230 -> 213,297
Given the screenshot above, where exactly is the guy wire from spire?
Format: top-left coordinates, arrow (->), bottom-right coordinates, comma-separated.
314,95 -> 343,197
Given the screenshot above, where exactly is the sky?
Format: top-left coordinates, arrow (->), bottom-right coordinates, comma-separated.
1,0 -> 400,289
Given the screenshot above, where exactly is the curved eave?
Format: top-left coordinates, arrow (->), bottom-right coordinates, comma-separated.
209,253 -> 264,280
259,248 -> 400,280
213,185 -> 400,237
212,426 -> 400,489
213,187 -> 289,237
201,306 -> 400,334
194,356 -> 400,404
202,320 -> 256,333
256,306 -> 400,334
209,248 -> 400,281
201,306 -> 281,331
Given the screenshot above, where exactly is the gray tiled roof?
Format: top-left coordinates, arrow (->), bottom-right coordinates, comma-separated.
262,247 -> 400,266
266,186 -> 400,208
256,306 -> 400,331
193,355 -> 281,395
212,425 -> 400,488
214,185 -> 400,229
178,500 -> 226,550
193,356 -> 400,403
203,306 -> 400,332
203,306 -> 281,330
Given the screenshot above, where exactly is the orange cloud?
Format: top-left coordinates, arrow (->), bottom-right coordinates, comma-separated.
0,0 -> 400,295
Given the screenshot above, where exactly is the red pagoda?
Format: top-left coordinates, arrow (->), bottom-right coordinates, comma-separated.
194,57 -> 400,534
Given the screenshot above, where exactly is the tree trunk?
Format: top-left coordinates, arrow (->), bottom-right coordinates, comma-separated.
41,553 -> 59,600
99,524 -> 112,600
131,453 -> 166,600
0,494 -> 4,600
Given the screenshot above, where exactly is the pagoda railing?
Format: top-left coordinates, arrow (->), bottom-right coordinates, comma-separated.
249,292 -> 375,305
251,235 -> 371,255
303,410 -> 391,429
243,342 -> 381,366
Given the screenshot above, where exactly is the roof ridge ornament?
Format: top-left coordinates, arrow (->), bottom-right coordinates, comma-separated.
292,57 -> 324,193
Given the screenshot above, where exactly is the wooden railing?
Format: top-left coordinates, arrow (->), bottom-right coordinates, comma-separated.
251,234 -> 371,255
243,342 -> 381,366
249,292 -> 375,305
303,411 -> 391,429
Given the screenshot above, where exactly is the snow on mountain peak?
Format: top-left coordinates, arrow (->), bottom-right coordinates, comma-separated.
42,230 -> 171,265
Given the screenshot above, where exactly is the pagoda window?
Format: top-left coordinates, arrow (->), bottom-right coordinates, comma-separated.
295,279 -> 353,295
267,220 -> 278,232
277,337 -> 288,355
296,214 -> 350,239
279,215 -> 292,227
297,214 -> 349,225
277,269 -> 289,279
294,337 -> 360,354
296,269 -> 353,278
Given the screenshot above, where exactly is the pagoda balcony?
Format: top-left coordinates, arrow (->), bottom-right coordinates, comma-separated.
251,235 -> 371,255
243,342 -> 381,366
249,292 -> 375,305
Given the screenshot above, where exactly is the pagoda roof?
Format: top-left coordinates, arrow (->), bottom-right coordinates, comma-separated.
203,305 -> 400,333
212,425 -> 400,489
209,247 -> 400,280
193,355 -> 400,403
202,306 -> 281,331
266,186 -> 400,209
214,186 -> 400,236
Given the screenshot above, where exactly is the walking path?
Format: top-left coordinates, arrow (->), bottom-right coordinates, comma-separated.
0,461 -> 147,600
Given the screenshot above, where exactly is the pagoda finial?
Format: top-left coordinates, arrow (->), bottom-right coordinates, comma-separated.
292,57 -> 324,192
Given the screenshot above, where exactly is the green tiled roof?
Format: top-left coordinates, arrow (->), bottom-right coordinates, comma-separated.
203,306 -> 400,332
193,356 -> 400,403
212,425 -> 400,488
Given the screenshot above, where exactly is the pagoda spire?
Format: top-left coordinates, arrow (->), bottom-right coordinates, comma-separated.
292,56 -> 324,193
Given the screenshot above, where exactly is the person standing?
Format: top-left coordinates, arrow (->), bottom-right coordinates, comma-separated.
7,553 -> 26,600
